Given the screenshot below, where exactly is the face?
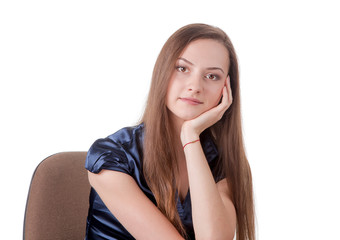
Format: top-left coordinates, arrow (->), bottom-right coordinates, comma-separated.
166,39 -> 230,125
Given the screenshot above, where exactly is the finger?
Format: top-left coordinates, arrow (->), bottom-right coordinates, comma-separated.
217,85 -> 229,112
227,75 -> 233,104
213,86 -> 228,120
218,77 -> 231,112
214,77 -> 229,114
222,85 -> 228,106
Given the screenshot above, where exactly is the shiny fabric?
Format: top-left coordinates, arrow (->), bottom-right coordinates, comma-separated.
85,123 -> 220,240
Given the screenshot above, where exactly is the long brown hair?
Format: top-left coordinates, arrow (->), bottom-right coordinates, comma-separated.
142,23 -> 255,240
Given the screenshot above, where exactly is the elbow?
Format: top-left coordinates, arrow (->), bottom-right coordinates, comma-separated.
196,230 -> 235,240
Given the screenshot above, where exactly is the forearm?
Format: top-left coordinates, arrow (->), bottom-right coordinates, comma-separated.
88,171 -> 185,240
179,76 -> 235,239
183,136 -> 235,239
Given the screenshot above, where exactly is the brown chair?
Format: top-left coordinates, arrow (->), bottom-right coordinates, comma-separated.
23,152 -> 91,240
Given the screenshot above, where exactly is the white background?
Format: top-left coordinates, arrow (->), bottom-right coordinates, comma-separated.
1,0 -> 339,239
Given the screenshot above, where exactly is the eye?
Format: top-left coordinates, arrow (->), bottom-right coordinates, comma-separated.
176,66 -> 188,73
205,73 -> 220,81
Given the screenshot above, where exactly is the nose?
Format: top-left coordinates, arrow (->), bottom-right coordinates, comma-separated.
187,73 -> 203,93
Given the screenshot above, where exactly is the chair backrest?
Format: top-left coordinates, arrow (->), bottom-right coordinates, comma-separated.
23,152 -> 91,240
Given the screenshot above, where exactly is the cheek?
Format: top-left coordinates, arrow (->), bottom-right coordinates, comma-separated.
166,78 -> 175,98
208,85 -> 224,106
167,77 -> 183,97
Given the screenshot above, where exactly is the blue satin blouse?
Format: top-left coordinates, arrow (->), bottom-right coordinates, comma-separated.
85,123 -> 220,240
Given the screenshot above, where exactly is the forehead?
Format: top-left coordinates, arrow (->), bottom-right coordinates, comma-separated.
178,39 -> 229,69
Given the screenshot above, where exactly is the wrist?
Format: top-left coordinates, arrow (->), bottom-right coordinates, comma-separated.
182,139 -> 200,150
180,123 -> 200,145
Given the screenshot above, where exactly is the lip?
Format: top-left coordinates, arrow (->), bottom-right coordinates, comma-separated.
179,97 -> 203,105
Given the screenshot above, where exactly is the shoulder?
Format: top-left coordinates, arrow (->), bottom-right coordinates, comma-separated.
85,123 -> 145,174
107,123 -> 145,146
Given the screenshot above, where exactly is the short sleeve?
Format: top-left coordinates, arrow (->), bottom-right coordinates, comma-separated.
85,137 -> 130,175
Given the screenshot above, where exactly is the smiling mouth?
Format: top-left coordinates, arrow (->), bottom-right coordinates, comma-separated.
179,97 -> 203,105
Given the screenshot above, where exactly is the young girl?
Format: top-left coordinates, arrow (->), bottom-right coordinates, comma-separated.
85,23 -> 255,240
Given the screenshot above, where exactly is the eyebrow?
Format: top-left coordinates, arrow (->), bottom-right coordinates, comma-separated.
178,57 -> 225,74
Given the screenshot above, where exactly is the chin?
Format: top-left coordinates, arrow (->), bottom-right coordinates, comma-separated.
178,112 -> 202,121
167,108 -> 204,123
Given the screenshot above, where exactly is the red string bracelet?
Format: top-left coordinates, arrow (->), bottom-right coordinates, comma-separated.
183,139 -> 200,149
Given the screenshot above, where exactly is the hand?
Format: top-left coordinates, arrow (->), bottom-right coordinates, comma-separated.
181,76 -> 233,144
